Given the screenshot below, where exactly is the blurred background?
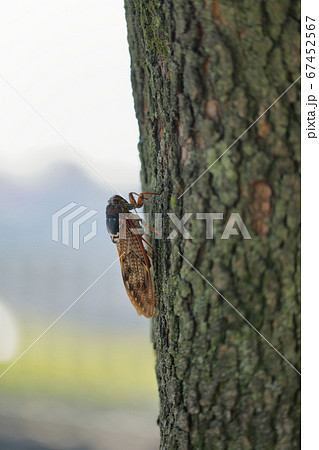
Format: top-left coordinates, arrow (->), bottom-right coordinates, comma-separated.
0,1 -> 159,449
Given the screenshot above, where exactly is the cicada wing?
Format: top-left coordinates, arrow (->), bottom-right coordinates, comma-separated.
117,227 -> 155,318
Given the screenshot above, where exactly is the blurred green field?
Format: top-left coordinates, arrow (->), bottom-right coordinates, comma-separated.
0,321 -> 158,408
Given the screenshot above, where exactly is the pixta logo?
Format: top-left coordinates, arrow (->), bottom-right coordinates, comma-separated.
52,203 -> 98,249
118,212 -> 252,240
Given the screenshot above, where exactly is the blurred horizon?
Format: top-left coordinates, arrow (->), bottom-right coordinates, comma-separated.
0,160 -> 159,449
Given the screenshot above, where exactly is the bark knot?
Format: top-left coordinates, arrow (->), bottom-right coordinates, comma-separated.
251,180 -> 272,236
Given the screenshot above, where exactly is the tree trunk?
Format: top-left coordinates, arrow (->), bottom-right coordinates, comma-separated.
124,1 -> 300,449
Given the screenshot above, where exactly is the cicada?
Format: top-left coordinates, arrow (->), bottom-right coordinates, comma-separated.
105,192 -> 159,318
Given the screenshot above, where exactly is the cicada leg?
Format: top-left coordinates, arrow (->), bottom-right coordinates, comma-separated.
141,236 -> 159,257
128,190 -> 162,242
141,220 -> 163,238
128,191 -> 161,208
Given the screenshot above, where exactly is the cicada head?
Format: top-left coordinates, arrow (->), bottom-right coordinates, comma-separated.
106,195 -> 134,243
107,195 -> 128,207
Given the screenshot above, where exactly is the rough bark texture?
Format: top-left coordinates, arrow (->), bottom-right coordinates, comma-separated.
124,1 -> 300,449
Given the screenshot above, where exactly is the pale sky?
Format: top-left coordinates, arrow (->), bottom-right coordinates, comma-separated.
0,0 -> 140,189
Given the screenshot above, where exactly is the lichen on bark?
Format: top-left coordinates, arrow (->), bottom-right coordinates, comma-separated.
124,1 -> 300,448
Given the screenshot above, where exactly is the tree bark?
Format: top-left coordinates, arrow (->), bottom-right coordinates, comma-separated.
124,1 -> 300,449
